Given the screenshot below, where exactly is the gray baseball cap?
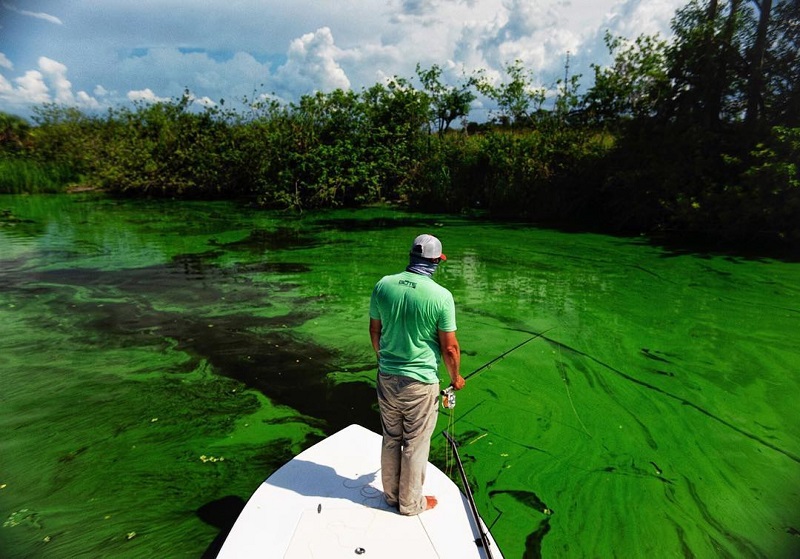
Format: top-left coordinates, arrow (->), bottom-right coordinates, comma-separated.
410,234 -> 447,261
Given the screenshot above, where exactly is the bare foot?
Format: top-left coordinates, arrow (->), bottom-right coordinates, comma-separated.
425,496 -> 438,510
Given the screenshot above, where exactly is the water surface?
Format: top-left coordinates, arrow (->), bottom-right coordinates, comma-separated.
1,195 -> 798,558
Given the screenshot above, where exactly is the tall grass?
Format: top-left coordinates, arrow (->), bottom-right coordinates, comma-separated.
0,158 -> 76,194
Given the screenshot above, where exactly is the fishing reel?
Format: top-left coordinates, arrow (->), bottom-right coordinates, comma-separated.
440,385 -> 456,409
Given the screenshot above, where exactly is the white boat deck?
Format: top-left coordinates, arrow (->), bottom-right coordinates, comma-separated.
217,424 -> 502,559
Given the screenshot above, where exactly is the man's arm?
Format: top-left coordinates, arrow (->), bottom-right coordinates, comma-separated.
438,329 -> 465,390
369,318 -> 382,357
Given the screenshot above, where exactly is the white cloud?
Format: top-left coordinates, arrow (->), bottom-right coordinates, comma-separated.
112,47 -> 271,107
127,88 -> 170,103
273,27 -> 351,97
0,0 -> 686,117
604,0 -> 684,38
38,56 -> 74,104
76,90 -> 100,109
2,2 -> 63,25
191,94 -> 216,108
0,55 -> 103,111
0,73 -> 11,95
14,70 -> 50,104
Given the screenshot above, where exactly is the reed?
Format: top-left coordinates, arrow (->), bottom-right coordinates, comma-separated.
0,158 -> 74,194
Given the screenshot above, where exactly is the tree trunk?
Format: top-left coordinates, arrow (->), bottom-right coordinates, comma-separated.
746,0 -> 773,128
702,0 -> 721,127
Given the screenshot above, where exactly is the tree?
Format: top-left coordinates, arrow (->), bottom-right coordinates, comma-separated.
664,0 -> 793,129
764,0 -> 800,125
745,0 -> 773,128
554,52 -> 583,121
416,64 -> 477,136
477,60 -> 545,128
0,112 -> 31,153
359,78 -> 430,199
665,0 -> 745,127
583,33 -> 670,123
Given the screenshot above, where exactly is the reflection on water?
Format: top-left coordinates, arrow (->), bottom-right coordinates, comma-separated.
1,195 -> 798,558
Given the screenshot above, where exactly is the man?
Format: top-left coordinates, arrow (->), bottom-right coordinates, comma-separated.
369,233 -> 466,515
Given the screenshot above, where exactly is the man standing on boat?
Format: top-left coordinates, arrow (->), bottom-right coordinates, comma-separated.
369,233 -> 466,515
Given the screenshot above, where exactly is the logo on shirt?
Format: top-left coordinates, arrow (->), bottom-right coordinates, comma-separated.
398,279 -> 417,288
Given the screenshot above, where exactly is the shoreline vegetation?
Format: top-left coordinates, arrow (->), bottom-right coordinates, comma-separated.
1,0 -> 798,251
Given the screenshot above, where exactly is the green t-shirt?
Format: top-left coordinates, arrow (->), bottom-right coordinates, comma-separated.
369,271 -> 457,384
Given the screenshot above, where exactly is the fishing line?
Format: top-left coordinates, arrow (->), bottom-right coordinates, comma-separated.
442,327 -> 557,472
438,326 -> 557,555
439,326 -> 557,553
444,405 -> 456,478
464,326 -> 557,381
545,336 -> 800,464
557,343 -> 592,438
441,326 -> 556,417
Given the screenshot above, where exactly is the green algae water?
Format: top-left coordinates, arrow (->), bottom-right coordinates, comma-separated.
1,194 -> 798,559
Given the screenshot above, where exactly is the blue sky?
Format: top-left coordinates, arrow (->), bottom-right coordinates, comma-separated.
0,0 -> 686,118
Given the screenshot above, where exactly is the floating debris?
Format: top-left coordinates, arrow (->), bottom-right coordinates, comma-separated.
4,509 -> 42,529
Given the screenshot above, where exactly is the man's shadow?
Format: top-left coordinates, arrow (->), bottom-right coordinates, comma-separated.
266,460 -> 383,502
198,460 -> 385,557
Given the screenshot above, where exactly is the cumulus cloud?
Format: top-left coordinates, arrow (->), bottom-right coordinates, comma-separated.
0,73 -> 12,95
111,47 -> 271,108
450,0 -> 577,86
604,0 -> 684,39
13,70 -> 50,104
0,55 -> 101,111
501,0 -> 563,40
39,56 -> 74,104
273,27 -> 351,98
451,0 -> 684,97
570,0 -> 685,82
127,88 -> 170,103
76,90 -> 100,109
0,0 -> 686,117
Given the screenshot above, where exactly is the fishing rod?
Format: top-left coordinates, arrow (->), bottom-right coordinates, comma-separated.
465,326 -> 557,380
442,430 -> 494,559
437,328 -> 556,555
441,326 -> 556,409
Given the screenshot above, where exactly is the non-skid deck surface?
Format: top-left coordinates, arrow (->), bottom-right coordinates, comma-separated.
217,424 -> 502,559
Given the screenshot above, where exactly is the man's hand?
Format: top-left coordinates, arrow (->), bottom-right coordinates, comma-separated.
451,374 -> 466,391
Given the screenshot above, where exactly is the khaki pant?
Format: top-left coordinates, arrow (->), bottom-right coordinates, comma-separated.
376,371 -> 439,515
